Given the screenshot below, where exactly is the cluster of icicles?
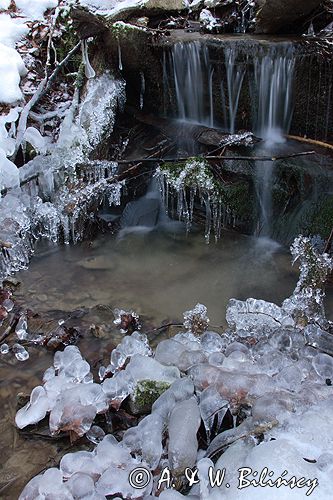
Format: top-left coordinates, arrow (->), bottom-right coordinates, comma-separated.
0,164 -> 124,280
156,160 -> 238,244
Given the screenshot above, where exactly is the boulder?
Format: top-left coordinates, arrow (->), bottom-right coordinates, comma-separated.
144,0 -> 187,10
255,0 -> 322,34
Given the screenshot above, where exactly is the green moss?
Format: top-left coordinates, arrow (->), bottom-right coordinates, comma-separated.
219,181 -> 254,221
302,195 -> 333,240
110,21 -> 148,41
159,158 -> 254,221
130,379 -> 171,414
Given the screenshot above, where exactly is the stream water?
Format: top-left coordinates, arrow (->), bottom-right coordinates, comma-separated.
15,231 -> 301,324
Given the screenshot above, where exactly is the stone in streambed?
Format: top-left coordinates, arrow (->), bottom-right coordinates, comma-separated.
77,255 -> 115,270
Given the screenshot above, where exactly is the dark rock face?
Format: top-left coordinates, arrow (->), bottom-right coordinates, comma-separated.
255,0 -> 322,34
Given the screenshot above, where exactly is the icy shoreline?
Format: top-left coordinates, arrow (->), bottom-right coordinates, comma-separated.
16,236 -> 333,500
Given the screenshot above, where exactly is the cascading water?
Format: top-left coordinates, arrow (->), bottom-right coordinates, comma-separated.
163,40 -> 296,238
163,42 -> 211,125
253,45 -> 295,237
222,47 -> 246,134
254,45 -> 295,144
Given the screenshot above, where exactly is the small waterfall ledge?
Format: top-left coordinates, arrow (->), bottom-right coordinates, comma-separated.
107,29 -> 332,144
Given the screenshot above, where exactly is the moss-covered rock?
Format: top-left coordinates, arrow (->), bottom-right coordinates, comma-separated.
303,195 -> 333,240
158,158 -> 254,225
129,379 -> 171,415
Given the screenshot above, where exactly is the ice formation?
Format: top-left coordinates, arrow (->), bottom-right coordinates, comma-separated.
16,238 -> 333,498
199,9 -> 221,32
156,159 -> 225,243
0,73 -> 126,281
15,346 -> 109,434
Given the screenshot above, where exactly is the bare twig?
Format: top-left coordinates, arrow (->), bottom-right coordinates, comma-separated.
286,134 -> 333,151
324,227 -> 333,254
206,420 -> 278,460
116,151 -> 316,165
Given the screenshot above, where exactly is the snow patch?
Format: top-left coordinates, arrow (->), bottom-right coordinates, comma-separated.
15,0 -> 58,20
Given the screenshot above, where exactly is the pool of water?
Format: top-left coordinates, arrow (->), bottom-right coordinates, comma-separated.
1,228 -> 333,498
17,230 -> 302,324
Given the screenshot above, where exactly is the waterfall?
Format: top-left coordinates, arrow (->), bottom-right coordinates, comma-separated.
164,41 -> 211,125
253,44 -> 295,237
223,46 -> 246,134
163,40 -> 296,238
254,45 -> 295,143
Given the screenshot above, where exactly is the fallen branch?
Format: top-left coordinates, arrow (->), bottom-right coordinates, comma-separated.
286,134 -> 333,151
116,151 -> 316,165
206,420 -> 278,460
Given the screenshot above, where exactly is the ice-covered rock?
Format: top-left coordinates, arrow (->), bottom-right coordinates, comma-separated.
155,338 -> 187,366
15,386 -> 50,428
226,297 -> 294,332
15,346 -> 109,437
108,331 -> 152,373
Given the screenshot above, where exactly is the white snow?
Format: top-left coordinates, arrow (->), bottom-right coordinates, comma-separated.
0,0 -> 59,200
15,0 -> 58,20
0,14 -> 29,47
79,0 -> 153,21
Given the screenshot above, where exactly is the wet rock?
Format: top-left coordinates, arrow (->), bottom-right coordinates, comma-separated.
255,0 -> 321,34
2,277 -> 21,288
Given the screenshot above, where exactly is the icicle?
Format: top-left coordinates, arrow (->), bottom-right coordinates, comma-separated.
140,71 -> 145,110
81,39 -> 96,79
307,22 -> 315,37
118,41 -> 123,71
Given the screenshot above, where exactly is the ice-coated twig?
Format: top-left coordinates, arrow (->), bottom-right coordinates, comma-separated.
206,419 -> 279,459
